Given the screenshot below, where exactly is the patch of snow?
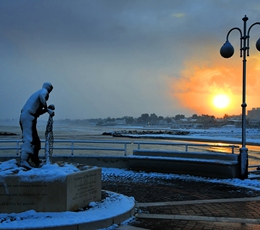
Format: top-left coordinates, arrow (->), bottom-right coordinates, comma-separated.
102,167 -> 260,191
0,190 -> 134,229
114,127 -> 260,145
0,160 -> 80,182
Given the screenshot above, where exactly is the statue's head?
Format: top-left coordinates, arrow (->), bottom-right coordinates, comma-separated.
42,82 -> 53,93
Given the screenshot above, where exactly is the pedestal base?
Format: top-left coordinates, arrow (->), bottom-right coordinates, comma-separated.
0,160 -> 101,213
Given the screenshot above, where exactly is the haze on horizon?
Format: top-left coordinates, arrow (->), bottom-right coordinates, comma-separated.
1,0 -> 260,120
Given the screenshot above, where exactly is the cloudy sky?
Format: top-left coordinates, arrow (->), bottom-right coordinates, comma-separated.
1,0 -> 260,120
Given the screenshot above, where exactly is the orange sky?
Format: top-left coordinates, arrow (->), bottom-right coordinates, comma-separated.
169,49 -> 260,118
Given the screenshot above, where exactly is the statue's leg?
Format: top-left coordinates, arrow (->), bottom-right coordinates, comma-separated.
19,113 -> 35,168
31,142 -> 41,166
31,120 -> 42,166
20,147 -> 33,169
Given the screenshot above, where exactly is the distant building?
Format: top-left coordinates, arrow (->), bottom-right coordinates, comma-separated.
248,108 -> 260,120
115,119 -> 126,125
158,120 -> 168,126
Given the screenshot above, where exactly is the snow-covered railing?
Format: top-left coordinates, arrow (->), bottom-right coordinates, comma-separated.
0,140 -> 132,156
134,141 -> 239,154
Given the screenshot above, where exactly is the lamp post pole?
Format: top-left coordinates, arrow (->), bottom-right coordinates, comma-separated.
220,15 -> 260,179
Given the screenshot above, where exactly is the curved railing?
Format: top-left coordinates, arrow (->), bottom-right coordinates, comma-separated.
0,139 -> 239,156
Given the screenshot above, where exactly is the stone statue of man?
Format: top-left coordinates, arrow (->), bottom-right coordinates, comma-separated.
20,82 -> 55,169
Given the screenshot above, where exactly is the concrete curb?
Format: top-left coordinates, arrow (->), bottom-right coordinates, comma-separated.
1,191 -> 135,230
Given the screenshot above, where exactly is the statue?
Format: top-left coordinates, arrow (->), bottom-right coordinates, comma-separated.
19,82 -> 55,169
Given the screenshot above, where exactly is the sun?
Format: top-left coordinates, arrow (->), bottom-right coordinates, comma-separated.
213,94 -> 230,109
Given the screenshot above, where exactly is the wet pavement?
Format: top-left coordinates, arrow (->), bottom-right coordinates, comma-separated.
102,172 -> 260,230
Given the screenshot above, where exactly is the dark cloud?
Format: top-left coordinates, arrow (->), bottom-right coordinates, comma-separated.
0,0 -> 260,119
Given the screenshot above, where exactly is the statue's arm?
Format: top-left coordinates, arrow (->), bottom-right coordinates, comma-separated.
39,90 -> 52,115
40,91 -> 55,117
39,107 -> 48,115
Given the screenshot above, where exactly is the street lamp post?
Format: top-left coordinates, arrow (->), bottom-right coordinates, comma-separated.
220,15 -> 260,179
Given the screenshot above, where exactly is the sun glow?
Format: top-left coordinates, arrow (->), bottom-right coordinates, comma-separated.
213,94 -> 230,109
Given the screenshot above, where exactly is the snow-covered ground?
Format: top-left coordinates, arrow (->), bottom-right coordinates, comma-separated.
177,127 -> 260,144
0,159 -> 81,180
1,160 -> 260,229
110,127 -> 260,145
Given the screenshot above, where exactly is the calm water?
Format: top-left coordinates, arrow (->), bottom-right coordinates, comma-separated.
1,123 -> 260,166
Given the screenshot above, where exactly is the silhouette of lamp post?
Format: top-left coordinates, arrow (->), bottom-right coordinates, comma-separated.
220,15 -> 260,179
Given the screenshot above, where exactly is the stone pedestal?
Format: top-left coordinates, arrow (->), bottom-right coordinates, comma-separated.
0,163 -> 101,213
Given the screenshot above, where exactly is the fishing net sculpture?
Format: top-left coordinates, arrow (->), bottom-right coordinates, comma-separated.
45,115 -> 54,164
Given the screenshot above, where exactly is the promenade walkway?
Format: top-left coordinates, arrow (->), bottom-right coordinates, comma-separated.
102,170 -> 260,230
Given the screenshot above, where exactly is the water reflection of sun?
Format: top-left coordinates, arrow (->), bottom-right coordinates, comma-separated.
213,94 -> 230,109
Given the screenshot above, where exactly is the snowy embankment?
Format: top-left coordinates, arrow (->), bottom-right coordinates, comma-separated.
104,127 -> 260,145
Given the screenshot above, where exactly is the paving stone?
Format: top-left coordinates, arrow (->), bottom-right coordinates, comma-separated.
103,172 -> 260,229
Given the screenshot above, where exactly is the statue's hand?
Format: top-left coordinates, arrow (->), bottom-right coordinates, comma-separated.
47,108 -> 55,117
48,104 -> 55,110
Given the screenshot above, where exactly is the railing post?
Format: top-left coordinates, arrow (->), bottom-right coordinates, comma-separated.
16,141 -> 20,155
185,144 -> 188,152
71,141 -> 74,155
124,143 -> 127,156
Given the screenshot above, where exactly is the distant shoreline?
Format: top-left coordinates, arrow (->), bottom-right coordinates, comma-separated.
102,129 -> 260,146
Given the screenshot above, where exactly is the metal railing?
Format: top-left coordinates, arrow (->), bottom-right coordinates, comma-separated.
0,140 -> 132,156
0,140 -> 21,155
248,164 -> 260,179
0,139 -> 240,156
134,141 -> 239,154
53,140 -> 132,156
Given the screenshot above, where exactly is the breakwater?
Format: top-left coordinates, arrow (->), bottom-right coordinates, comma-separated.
102,130 -> 190,138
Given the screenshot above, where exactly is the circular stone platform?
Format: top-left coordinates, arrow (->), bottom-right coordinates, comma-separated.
0,191 -> 135,230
